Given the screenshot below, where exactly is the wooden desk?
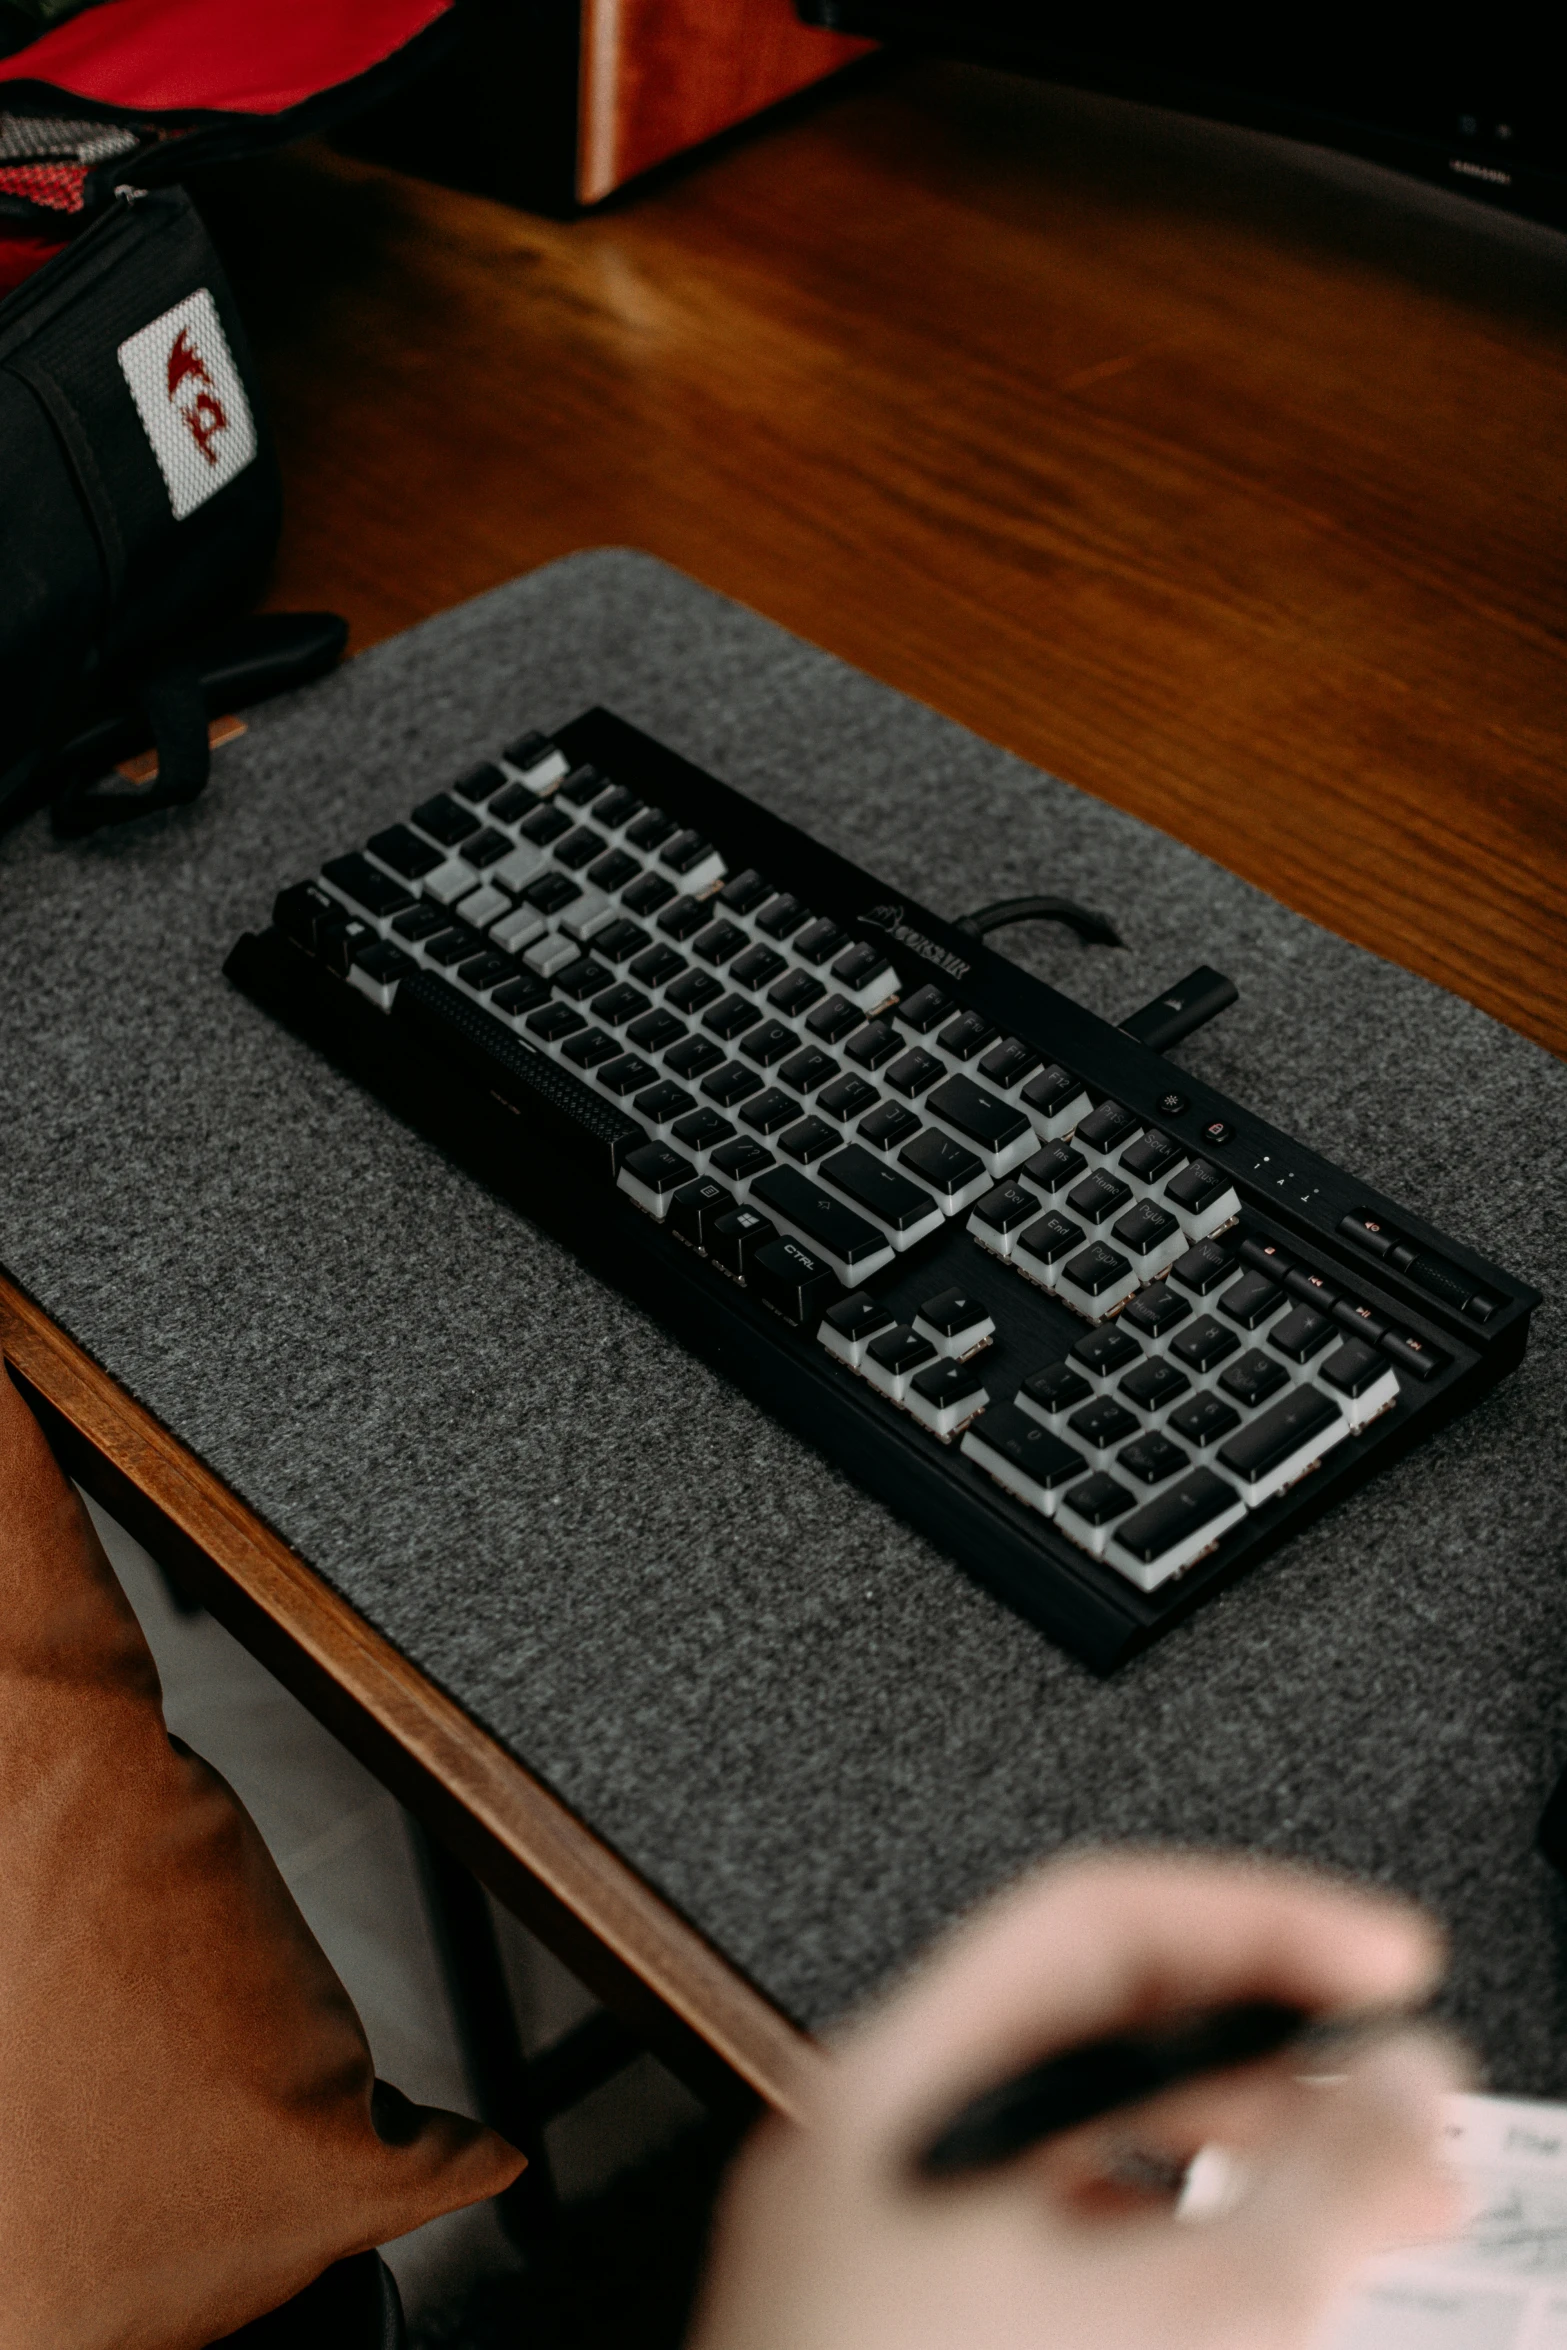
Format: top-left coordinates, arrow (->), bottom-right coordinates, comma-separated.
9,60 -> 1564,2115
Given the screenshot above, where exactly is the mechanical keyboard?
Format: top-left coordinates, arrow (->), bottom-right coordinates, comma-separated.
225,709 -> 1539,1671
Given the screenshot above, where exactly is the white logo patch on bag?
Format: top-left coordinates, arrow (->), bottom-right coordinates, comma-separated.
117,288 -> 256,519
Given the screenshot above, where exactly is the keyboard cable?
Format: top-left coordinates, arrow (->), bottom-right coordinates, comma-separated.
953,895 -> 1124,949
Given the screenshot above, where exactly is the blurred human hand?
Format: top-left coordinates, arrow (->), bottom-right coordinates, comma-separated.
687,1853 -> 1465,2350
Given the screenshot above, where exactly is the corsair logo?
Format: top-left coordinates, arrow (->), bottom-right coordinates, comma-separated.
860,899 -> 971,981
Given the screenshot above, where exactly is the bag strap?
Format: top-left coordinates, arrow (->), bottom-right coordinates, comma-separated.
51,657 -> 208,833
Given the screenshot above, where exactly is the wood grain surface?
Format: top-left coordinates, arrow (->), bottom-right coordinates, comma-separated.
203,60 -> 1567,1053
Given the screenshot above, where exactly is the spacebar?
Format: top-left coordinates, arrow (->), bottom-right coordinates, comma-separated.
751,1166 -> 889,1273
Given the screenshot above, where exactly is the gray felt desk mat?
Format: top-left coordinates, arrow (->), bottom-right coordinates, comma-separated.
3,550 -> 1565,2081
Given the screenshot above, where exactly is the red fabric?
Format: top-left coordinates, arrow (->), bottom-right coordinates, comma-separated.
0,159 -> 87,212
0,228 -> 66,294
0,0 -> 451,115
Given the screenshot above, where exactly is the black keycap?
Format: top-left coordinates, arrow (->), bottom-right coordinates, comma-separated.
274,879 -> 341,951
390,898 -> 454,944
1120,1359 -> 1191,1414
597,1052 -> 659,1097
967,1404 -> 1084,1493
658,897 -> 712,942
1060,1242 -> 1132,1298
1380,1329 -> 1448,1380
424,924 -> 485,967
1168,1314 -> 1240,1375
452,761 -> 506,807
527,1002 -> 586,1041
1020,1362 -> 1092,1417
589,784 -> 641,828
730,942 -> 787,991
624,808 -> 675,850
752,1166 -> 892,1272
825,1292 -> 896,1347
554,956 -> 613,1001
937,1010 -> 996,1063
1218,1348 -> 1290,1410
1069,1326 -> 1142,1382
1020,1142 -> 1086,1196
626,1008 -> 686,1054
900,1129 -> 986,1206
667,969 -> 724,1015
412,793 -> 481,846
1076,1100 -> 1139,1155
843,1019 -> 900,1070
703,1062 -> 765,1108
1166,1392 -> 1241,1450
520,870 -> 581,915
460,827 -> 511,869
1120,1129 -> 1183,1185
717,868 -> 773,916
586,848 -> 640,893
1268,1304 -> 1337,1365
592,982 -> 651,1027
739,1018 -> 800,1068
693,919 -> 748,965
661,829 -> 715,877
1066,1170 -> 1133,1225
751,1234 -> 840,1325
559,763 -> 606,805
910,1358 -> 987,1419
673,1107 -> 736,1153
1020,1065 -> 1082,1123
665,1035 -> 725,1079
1122,1283 -> 1193,1342
709,1206 -> 779,1278
621,872 -> 677,917
1166,1159 -> 1230,1215
633,1079 -> 695,1124
368,824 -> 444,880
1318,1338 -> 1387,1398
976,1036 -> 1042,1090
1111,1200 -> 1181,1259
768,968 -> 825,1017
886,1047 -> 944,1098
755,893 -> 810,939
561,1025 -> 620,1070
1114,1468 -> 1241,1565
1015,1211 -> 1084,1273
822,1144 -> 936,1233
1069,1396 -> 1142,1452
970,1179 -> 1036,1236
629,943 -> 686,989
456,950 -> 518,992
867,1326 -> 939,1380
795,917 -> 847,965
1217,1271 -> 1286,1330
621,1140 -> 694,1202
927,1073 -> 1030,1156
492,972 -> 550,1017
813,1073 -> 874,1124
1334,1298 -> 1389,1342
741,1087 -> 802,1136
779,1116 -> 839,1165
703,993 -> 763,1040
1169,1240 -> 1236,1295
518,802 -> 572,846
668,1176 -> 735,1249
831,941 -> 894,995
322,854 -> 415,920
502,729 -> 551,768
1240,1237 -> 1297,1281
711,1136 -> 777,1183
1117,1431 -> 1189,1485
918,1287 -> 987,1338
351,937 -> 417,986
1287,1267 -> 1340,1312
592,919 -> 651,963
486,780 -> 540,824
780,1045 -> 837,1094
896,984 -> 955,1034
860,1101 -> 922,1153
805,993 -> 863,1045
1061,1472 -> 1137,1529
1219,1385 -> 1341,1486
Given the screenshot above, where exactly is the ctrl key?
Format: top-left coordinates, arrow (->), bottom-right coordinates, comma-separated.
751,1235 -> 841,1326
617,1141 -> 696,1220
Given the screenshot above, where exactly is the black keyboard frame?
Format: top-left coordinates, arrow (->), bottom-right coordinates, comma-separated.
226,708 -> 1539,1672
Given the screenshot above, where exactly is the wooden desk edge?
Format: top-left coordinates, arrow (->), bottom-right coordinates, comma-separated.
0,1271 -> 816,2122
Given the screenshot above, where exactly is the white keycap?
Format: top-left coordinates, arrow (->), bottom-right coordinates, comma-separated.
511,746 -> 568,791
491,840 -> 550,893
455,884 -> 508,929
525,932 -> 580,978
490,904 -> 547,954
561,887 -> 615,942
423,858 -> 479,906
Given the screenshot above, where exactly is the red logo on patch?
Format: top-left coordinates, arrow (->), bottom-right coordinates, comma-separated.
166,324 -> 228,466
